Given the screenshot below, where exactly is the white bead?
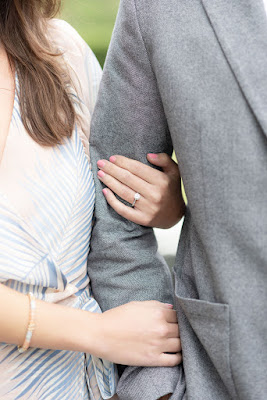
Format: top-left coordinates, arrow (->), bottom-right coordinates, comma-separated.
134,193 -> 141,201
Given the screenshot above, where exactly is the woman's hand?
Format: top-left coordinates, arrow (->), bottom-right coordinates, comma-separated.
0,285 -> 181,368
97,153 -> 185,229
96,301 -> 182,367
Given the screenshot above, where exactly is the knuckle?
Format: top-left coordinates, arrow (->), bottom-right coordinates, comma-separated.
121,170 -> 131,182
151,190 -> 162,205
173,321 -> 180,338
169,358 -> 181,367
166,354 -> 182,368
150,205 -> 159,218
113,155 -> 121,162
146,351 -> 157,366
160,175 -> 170,188
154,308 -> 165,320
177,353 -> 183,364
133,163 -> 142,175
142,215 -> 153,226
150,338 -> 160,349
120,187 -> 129,200
173,338 -> 181,351
157,324 -> 169,339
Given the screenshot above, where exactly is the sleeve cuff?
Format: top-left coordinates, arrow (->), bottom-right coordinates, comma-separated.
116,365 -> 185,400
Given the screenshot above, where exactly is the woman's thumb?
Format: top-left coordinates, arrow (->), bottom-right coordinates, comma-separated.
147,153 -> 180,176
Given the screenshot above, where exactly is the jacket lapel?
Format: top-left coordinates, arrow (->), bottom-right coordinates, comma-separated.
201,0 -> 267,136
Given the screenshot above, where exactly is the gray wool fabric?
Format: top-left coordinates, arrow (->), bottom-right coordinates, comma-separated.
88,0 -> 267,399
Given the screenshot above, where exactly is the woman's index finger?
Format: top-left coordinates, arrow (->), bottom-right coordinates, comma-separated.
110,155 -> 162,184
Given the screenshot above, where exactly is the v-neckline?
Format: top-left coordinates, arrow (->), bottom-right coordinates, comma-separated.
0,72 -> 17,167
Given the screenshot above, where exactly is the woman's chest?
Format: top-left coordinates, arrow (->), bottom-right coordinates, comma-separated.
0,122 -> 95,252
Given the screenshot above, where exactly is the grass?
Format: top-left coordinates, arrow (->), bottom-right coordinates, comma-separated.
61,0 -> 120,66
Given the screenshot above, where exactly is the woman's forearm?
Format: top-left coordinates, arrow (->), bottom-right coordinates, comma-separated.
0,283 -> 181,367
0,283 -> 100,354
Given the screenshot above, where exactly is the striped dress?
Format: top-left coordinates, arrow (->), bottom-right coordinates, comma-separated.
0,20 -> 117,399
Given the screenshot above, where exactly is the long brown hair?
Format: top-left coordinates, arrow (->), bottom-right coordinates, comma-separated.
0,0 -> 76,146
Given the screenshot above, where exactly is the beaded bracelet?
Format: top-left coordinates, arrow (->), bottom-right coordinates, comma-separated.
18,292 -> 36,353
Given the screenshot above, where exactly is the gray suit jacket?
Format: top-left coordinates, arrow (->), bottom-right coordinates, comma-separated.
88,0 -> 267,399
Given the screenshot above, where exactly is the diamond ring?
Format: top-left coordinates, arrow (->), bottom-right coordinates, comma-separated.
131,193 -> 141,208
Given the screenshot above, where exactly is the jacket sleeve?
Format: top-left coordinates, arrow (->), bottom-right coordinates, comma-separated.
88,0 -> 184,398
89,0 -> 174,308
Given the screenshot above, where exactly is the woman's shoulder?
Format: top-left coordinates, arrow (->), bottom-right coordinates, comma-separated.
47,19 -> 102,104
48,19 -> 102,106
47,19 -> 89,59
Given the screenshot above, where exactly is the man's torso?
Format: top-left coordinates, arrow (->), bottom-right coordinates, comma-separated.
136,0 -> 267,398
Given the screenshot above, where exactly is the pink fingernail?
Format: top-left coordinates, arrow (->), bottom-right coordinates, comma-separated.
165,304 -> 174,308
98,170 -> 105,178
103,189 -> 108,196
109,156 -> 116,163
148,153 -> 158,159
97,160 -> 105,168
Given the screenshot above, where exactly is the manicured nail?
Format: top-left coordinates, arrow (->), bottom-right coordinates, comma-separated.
109,156 -> 116,163
97,160 -> 105,168
103,189 -> 108,196
147,153 -> 158,159
165,304 -> 174,308
98,170 -> 105,178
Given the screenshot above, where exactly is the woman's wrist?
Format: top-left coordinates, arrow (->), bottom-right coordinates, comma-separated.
31,299 -> 103,355
1,285 -> 182,368
1,283 -> 108,357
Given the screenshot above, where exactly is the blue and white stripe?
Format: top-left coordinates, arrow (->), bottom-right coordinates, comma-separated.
0,19 -> 117,400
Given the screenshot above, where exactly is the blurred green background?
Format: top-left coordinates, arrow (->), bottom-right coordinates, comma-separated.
61,0 -> 120,66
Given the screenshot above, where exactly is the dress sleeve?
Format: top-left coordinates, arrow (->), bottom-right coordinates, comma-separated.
87,0 -> 185,398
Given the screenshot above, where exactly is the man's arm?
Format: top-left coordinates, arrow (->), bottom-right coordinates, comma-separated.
89,0 -> 174,309
88,0 -> 184,398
